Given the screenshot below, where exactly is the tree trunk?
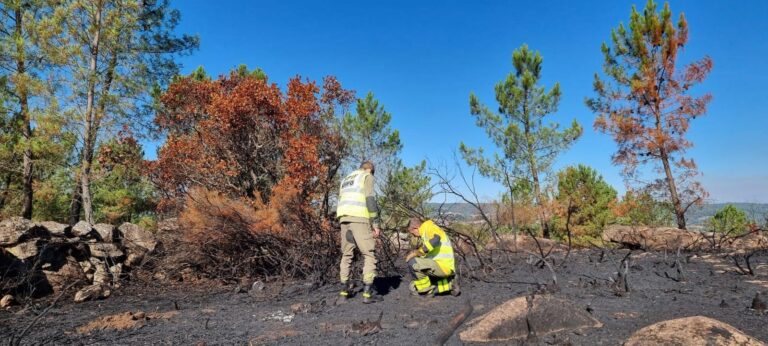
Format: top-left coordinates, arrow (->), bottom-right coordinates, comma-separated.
68,179 -> 82,226
80,1 -> 103,225
15,9 -> 33,220
652,91 -> 686,230
661,149 -> 686,229
530,164 -> 549,238
0,171 -> 12,210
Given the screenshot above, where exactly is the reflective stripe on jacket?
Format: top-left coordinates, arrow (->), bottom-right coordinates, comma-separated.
336,170 -> 377,219
419,220 -> 455,274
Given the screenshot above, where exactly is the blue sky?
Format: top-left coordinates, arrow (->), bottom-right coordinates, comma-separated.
161,0 -> 768,203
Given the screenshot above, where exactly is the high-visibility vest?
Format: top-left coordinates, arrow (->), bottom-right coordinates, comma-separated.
419,220 -> 455,274
336,170 -> 377,219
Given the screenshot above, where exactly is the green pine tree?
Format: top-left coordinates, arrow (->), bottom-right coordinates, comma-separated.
556,164 -> 618,237
461,44 -> 582,238
341,91 -> 402,181
62,0 -> 197,223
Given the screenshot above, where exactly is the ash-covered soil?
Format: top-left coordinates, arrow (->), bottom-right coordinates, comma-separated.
2,249 -> 767,345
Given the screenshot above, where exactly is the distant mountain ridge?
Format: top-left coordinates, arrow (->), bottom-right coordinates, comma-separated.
685,203 -> 768,226
427,202 -> 768,226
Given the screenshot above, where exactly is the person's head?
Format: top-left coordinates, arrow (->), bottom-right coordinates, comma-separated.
408,217 -> 423,236
360,161 -> 375,175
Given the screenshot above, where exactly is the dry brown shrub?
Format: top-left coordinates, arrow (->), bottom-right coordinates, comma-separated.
175,186 -> 339,283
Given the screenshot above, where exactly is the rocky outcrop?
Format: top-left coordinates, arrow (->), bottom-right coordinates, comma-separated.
624,316 -> 764,346
118,223 -> 157,252
93,224 -> 116,242
37,221 -> 68,237
602,225 -> 767,251
485,234 -> 564,253
0,217 -> 34,246
71,221 -> 94,238
459,294 -> 602,342
0,218 -> 156,303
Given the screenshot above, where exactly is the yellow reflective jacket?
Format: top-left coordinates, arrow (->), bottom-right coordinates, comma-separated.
418,220 -> 455,274
336,170 -> 378,219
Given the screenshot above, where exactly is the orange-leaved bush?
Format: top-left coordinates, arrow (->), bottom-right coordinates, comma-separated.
150,68 -> 354,281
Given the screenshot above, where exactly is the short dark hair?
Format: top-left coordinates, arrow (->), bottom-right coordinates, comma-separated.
409,217 -> 423,230
360,161 -> 375,175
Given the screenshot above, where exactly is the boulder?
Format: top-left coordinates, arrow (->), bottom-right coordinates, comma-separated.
118,223 -> 157,252
37,221 -> 69,237
6,239 -> 41,260
93,224 -> 116,242
0,217 -> 34,246
624,316 -> 764,346
726,231 -> 768,252
88,243 -> 123,258
602,225 -> 707,251
42,256 -> 87,292
485,234 -> 564,253
74,284 -> 106,303
72,221 -> 94,237
459,295 -> 602,342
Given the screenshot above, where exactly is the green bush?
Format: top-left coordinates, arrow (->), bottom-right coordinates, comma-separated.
709,204 -> 748,235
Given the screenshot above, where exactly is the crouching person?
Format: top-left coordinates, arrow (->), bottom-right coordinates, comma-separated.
405,217 -> 460,296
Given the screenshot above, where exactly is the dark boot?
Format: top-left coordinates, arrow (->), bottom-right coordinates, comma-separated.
362,285 -> 383,304
336,282 -> 354,305
450,279 -> 461,297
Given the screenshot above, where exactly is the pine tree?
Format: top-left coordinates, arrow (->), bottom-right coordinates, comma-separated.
462,44 -> 582,238
0,0 -> 69,218
587,0 -> 712,229
341,91 -> 402,181
62,0 -> 197,223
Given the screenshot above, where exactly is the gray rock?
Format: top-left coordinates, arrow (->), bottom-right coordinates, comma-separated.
74,284 -> 104,303
625,316 -> 762,346
79,260 -> 95,274
118,223 -> 157,252
88,243 -> 124,258
251,280 -> 265,292
72,221 -> 94,237
109,263 -> 123,284
42,256 -> 87,293
93,264 -> 111,285
37,221 -> 69,237
0,294 -> 13,308
460,295 -> 603,343
93,224 -> 116,242
6,239 -> 40,260
0,217 -> 33,246
124,252 -> 144,267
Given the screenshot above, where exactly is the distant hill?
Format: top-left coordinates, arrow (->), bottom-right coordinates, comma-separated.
427,202 -> 768,226
685,203 -> 768,226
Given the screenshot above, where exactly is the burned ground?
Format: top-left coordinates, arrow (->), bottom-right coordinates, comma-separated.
2,249 -> 767,345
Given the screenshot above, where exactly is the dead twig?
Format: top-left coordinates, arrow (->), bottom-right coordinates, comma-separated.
610,251 -> 631,296
9,280 -> 80,346
433,298 -> 474,346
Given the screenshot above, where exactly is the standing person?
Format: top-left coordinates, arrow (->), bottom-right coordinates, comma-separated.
406,217 -> 459,296
336,161 -> 382,304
